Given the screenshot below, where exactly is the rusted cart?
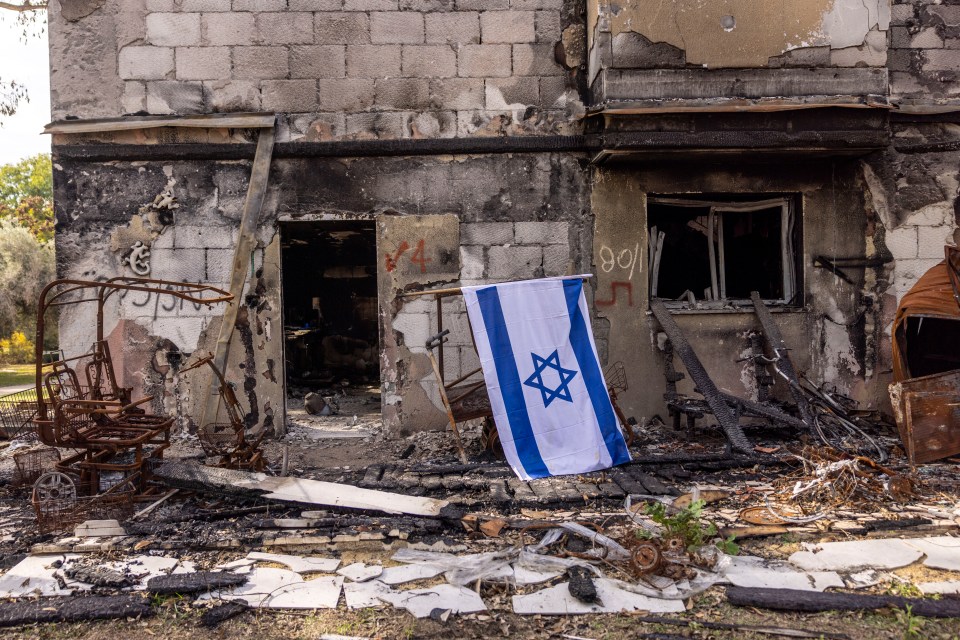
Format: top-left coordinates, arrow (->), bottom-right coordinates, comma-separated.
32,278 -> 233,500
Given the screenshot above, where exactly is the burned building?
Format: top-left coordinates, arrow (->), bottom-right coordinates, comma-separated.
45,0 -> 960,436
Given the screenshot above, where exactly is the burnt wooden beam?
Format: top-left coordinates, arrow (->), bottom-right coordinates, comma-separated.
727,587 -> 960,618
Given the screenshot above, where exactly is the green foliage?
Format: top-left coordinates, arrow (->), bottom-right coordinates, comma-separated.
639,499 -> 736,554
0,219 -> 56,349
898,604 -> 925,639
0,331 -> 34,365
0,154 -> 53,241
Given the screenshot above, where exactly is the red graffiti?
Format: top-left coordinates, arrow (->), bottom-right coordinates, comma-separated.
596,281 -> 633,307
385,239 -> 432,273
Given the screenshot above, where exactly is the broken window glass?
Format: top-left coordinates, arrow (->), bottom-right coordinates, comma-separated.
647,195 -> 801,309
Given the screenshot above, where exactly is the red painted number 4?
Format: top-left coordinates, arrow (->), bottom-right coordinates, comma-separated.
385,239 -> 432,273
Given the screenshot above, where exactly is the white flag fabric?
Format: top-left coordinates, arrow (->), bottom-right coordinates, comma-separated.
462,276 -> 631,480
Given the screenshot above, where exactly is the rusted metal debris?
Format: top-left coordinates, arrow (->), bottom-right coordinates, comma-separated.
890,369 -> 960,465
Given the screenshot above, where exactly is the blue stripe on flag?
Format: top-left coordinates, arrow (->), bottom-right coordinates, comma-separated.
476,286 -> 550,478
562,279 -> 631,466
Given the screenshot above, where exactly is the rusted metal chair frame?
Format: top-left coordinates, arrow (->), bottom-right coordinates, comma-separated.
33,277 -> 233,496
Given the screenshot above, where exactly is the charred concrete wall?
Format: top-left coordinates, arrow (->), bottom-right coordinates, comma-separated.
47,0 -> 587,139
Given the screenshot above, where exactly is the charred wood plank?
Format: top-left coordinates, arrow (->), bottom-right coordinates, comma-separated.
147,571 -> 247,595
0,596 -> 152,627
726,587 -> 960,618
650,300 -> 752,454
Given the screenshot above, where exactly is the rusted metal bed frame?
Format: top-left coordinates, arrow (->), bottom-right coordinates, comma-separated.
400,277 -> 638,460
33,277 -> 233,498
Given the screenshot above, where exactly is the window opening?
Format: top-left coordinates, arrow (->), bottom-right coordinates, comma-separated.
648,195 -> 800,309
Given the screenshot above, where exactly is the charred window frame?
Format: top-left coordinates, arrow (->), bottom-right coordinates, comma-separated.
648,194 -> 802,310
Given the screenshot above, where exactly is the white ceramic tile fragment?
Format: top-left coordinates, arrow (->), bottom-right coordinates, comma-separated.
919,581 -> 960,595
788,539 -> 922,572
379,584 -> 487,618
246,551 -> 340,573
904,537 -> 960,571
343,579 -> 393,609
512,579 -> 685,615
338,562 -> 384,583
379,563 -> 445,585
266,576 -> 344,609
196,567 -> 303,608
723,556 -> 844,592
0,554 -> 79,598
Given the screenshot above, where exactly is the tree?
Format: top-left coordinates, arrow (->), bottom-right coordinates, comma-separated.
0,218 -> 55,348
0,153 -> 53,242
0,1 -> 46,118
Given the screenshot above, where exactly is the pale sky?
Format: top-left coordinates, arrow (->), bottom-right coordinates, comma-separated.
0,11 -> 50,165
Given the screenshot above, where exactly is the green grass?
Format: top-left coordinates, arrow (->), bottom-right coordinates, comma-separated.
0,364 -> 36,389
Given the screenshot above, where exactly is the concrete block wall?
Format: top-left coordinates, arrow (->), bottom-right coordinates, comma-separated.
52,0 -> 583,140
889,0 -> 960,106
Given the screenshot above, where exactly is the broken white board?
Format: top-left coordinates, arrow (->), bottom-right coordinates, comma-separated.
265,576 -> 344,609
247,551 -> 340,573
343,579 -> 394,609
919,581 -> 960,595
904,537 -> 960,571
0,554 -> 79,598
512,579 -> 686,615
155,462 -> 450,517
196,567 -> 303,608
378,584 -> 487,618
723,556 -> 844,592
338,562 -> 384,583
788,539 -> 923,572
379,563 -> 446,585
59,555 -> 195,592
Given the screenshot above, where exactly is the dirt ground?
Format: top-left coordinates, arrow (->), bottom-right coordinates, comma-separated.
2,387 -> 960,639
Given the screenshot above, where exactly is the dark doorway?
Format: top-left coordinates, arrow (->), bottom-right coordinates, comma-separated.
279,221 -> 379,389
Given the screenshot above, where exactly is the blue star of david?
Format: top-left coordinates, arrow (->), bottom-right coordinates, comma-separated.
523,350 -> 578,408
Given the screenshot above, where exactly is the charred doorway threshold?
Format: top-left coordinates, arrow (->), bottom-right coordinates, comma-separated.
279,221 -> 380,410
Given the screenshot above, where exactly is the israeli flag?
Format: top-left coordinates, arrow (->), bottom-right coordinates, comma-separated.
463,276 -> 631,480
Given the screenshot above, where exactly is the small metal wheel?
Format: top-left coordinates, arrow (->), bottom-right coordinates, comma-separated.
663,536 -> 685,553
33,471 -> 78,504
630,541 -> 663,575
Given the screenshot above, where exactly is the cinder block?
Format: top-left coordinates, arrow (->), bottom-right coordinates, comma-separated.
534,10 -> 560,42
147,0 -> 176,9
375,78 -> 431,109
261,79 -> 319,111
318,78 -> 376,110
122,81 -> 147,113
480,11 -> 536,43
460,245 -> 485,279
371,12 -> 425,44
347,44 -> 403,77
147,13 -> 202,47
291,45 -> 347,78
259,12 -> 316,45
918,225 -> 954,259
485,77 -> 538,108
515,220 -> 568,244
181,0 -> 231,10
204,79 -> 262,111
290,0 -> 343,8
202,12 -> 256,46
458,44 -> 511,77
119,46 -> 175,80
488,245 -> 541,279
510,0 -> 557,8
459,345 -> 481,375
425,12 -> 480,44
233,0 -> 285,9
146,81 -> 205,114
513,43 -> 562,75
539,76 -> 566,106
911,27 -> 944,49
429,77 -> 484,109
176,46 -> 231,80
402,45 -> 457,77
234,46 -> 290,79
461,221 -> 514,244
345,111 -> 408,137
409,110 -> 457,137
457,0 -> 508,10
926,5 -> 960,27
402,0 -> 454,10
344,0 -> 398,10
542,244 -> 569,276
884,225 -> 919,259
891,4 -> 915,25
315,12 -> 371,44
924,49 -> 960,71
